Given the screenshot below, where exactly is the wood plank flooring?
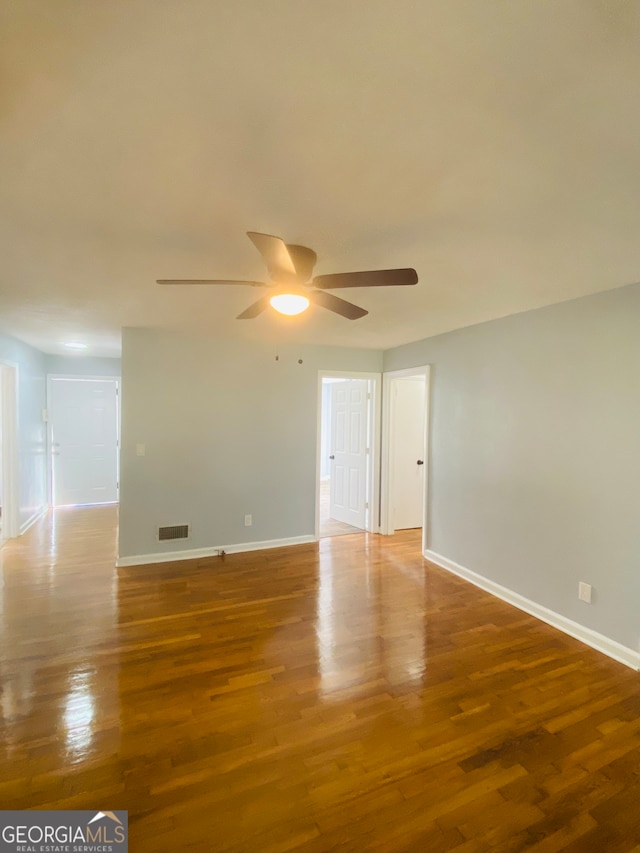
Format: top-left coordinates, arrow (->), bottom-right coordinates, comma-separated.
1,506 -> 639,851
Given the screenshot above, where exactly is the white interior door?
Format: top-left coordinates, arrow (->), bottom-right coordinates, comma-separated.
329,379 -> 368,528
391,377 -> 426,530
50,378 -> 119,507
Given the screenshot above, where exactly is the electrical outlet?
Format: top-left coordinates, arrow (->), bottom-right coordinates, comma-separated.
578,582 -> 592,604
244,514 -> 252,527
136,443 -> 145,456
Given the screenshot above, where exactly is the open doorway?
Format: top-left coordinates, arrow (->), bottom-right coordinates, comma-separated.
316,371 -> 381,539
381,366 -> 430,551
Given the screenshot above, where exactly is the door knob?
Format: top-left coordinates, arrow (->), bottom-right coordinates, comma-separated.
417,459 -> 424,465
329,455 -> 335,460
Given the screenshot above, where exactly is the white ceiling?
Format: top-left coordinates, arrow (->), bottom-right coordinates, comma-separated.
1,1 -> 640,357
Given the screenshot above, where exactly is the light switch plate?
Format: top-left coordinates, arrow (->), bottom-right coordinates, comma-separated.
578,582 -> 592,603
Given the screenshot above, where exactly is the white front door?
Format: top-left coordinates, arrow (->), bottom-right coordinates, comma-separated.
49,378 -> 119,507
329,379 -> 368,528
391,377 -> 426,530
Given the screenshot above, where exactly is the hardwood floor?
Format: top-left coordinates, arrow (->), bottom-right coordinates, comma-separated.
1,506 -> 639,851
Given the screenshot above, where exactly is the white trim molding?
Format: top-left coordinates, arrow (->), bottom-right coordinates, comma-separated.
117,534 -> 317,568
19,506 -> 49,537
0,360 -> 20,540
424,549 -> 640,672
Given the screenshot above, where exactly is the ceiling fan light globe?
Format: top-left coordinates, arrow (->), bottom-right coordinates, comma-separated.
269,293 -> 310,316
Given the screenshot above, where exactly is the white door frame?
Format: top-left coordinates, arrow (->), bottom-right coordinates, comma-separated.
0,361 -> 20,542
316,370 -> 382,539
380,365 -> 431,550
46,374 -> 120,507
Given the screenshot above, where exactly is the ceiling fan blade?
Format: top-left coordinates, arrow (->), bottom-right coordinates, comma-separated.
157,279 -> 268,287
312,268 -> 418,289
236,295 -> 271,320
285,243 -> 317,281
247,232 -> 297,278
310,290 -> 368,320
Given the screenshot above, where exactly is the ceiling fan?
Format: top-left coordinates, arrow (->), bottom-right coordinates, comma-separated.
157,232 -> 418,320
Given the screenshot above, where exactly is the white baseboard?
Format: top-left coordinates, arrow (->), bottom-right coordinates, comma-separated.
20,506 -> 48,536
424,549 -> 640,672
117,534 -> 317,568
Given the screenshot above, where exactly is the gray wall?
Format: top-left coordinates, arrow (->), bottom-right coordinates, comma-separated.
384,283 -> 640,652
46,354 -> 121,377
119,328 -> 382,559
0,332 -> 47,531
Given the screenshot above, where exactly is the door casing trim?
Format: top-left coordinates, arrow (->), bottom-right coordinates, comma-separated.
0,360 -> 20,542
